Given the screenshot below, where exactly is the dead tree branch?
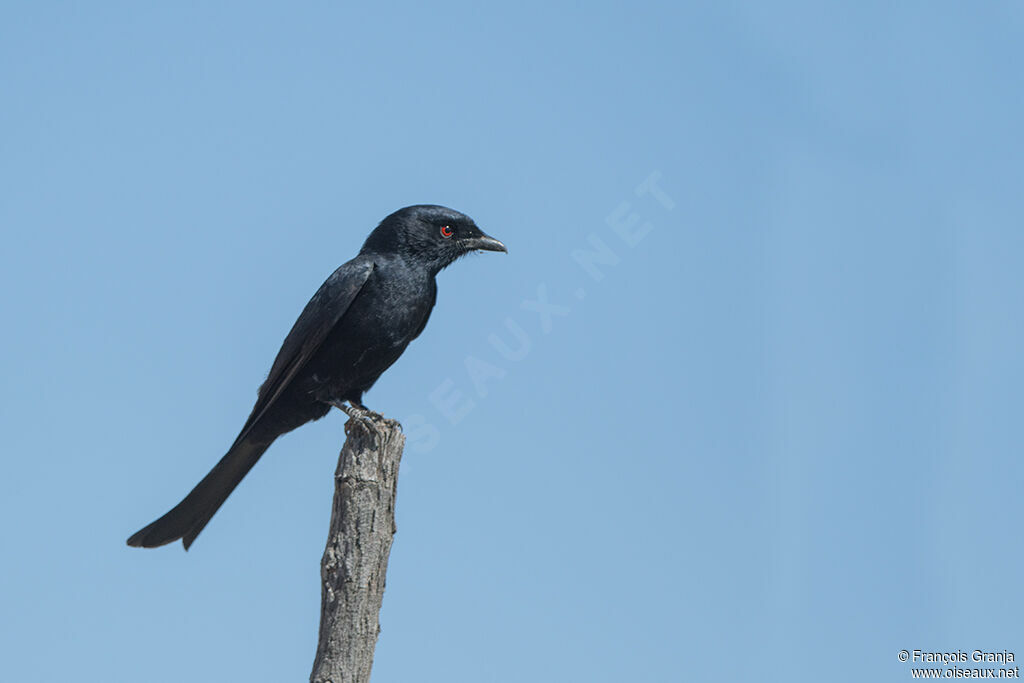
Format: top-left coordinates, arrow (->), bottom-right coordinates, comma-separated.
311,413 -> 405,683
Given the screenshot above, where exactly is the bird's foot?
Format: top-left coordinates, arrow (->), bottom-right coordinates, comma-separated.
330,399 -> 377,425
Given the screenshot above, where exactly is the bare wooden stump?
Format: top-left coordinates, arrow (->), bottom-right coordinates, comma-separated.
311,412 -> 405,683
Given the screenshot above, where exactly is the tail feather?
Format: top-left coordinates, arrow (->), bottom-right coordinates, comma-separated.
126,438 -> 270,549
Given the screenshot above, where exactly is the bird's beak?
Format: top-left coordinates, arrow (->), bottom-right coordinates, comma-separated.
462,232 -> 507,253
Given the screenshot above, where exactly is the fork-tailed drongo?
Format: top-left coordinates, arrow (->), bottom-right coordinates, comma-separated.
127,205 -> 506,549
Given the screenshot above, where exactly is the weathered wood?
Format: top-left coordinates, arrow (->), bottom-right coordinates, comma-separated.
311,413 -> 405,683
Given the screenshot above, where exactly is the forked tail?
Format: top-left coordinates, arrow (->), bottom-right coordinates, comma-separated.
126,437 -> 270,550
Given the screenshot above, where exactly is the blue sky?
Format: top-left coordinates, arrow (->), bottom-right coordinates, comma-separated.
2,2 -> 1022,681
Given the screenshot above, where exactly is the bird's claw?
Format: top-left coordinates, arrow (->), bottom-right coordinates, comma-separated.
331,400 -> 378,426
344,405 -> 375,423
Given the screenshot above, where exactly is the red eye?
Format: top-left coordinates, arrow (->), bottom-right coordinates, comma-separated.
440,225 -> 454,238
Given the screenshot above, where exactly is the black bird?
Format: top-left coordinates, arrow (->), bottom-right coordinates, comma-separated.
127,205 -> 506,549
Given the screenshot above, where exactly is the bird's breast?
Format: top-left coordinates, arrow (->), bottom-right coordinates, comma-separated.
311,265 -> 435,388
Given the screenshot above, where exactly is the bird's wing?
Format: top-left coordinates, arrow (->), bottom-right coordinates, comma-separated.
231,257 -> 375,447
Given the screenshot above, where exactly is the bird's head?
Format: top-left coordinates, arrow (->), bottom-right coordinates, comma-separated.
362,205 -> 507,273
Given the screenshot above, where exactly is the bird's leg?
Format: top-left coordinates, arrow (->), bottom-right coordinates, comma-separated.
329,398 -> 375,424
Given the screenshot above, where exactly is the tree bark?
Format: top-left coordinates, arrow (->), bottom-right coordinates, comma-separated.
311,412 -> 405,683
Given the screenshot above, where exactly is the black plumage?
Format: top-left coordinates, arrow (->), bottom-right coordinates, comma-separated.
127,205 -> 506,549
